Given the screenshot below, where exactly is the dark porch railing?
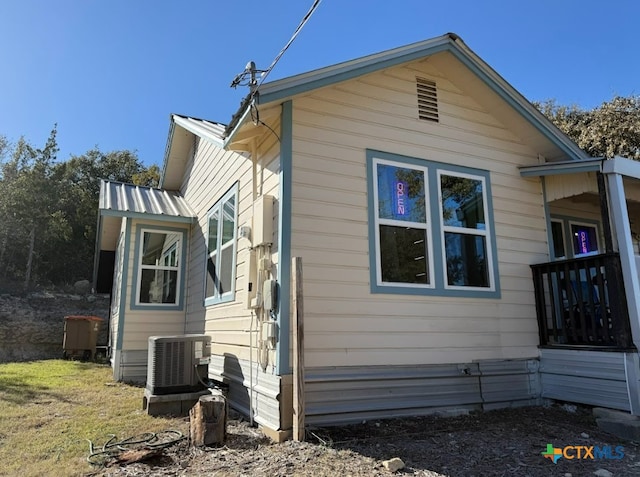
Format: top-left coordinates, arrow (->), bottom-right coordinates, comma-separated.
531,253 -> 634,350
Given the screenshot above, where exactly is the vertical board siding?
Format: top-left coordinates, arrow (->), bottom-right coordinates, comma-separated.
290,59 -> 546,369
540,348 -> 631,411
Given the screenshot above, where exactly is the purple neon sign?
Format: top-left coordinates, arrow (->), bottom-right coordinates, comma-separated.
394,181 -> 408,217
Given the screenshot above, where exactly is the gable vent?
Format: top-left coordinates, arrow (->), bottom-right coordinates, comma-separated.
416,77 -> 439,122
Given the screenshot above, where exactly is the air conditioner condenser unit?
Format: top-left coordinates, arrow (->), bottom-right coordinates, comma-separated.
146,334 -> 211,395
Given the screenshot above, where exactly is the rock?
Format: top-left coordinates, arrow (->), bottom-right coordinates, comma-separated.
86,294 -> 97,303
564,473 -> 572,477
594,469 -> 613,477
74,280 -> 91,295
561,404 -> 577,413
581,432 -> 589,438
382,458 -> 405,472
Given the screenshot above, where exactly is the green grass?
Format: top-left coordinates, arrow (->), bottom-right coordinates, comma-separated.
0,360 -> 188,477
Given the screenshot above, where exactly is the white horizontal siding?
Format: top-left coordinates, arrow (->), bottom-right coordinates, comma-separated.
289,59 -> 546,368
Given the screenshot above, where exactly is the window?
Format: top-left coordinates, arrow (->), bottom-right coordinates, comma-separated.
135,229 -> 182,306
550,220 -> 566,259
205,184 -> 238,305
368,151 -> 499,297
570,222 -> 599,256
438,171 -> 491,289
549,216 -> 600,259
374,160 -> 433,286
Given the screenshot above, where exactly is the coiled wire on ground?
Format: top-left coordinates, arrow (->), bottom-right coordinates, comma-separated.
86,430 -> 184,466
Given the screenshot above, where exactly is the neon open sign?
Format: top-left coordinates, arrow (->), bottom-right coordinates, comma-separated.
394,181 -> 408,216
578,230 -> 589,254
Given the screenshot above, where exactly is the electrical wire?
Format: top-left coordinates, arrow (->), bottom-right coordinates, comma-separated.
255,0 -> 322,93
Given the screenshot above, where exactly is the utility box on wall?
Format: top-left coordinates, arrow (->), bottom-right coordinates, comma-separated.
252,195 -> 274,247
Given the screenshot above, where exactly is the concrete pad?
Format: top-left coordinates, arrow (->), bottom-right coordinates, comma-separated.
596,418 -> 640,441
593,407 -> 640,422
143,388 -> 211,417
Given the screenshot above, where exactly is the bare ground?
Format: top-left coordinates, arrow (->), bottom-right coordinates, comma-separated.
91,404 -> 640,477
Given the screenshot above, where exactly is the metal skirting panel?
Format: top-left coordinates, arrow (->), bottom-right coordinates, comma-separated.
540,348 -> 631,412
304,360 -> 540,426
117,349 -> 148,384
208,355 -> 283,431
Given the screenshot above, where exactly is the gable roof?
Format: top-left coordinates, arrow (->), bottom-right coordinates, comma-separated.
226,32 -> 588,162
160,114 -> 226,189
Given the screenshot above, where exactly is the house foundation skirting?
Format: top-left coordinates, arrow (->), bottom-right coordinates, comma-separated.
207,355 -> 291,433
303,359 -> 541,426
539,348 -> 640,413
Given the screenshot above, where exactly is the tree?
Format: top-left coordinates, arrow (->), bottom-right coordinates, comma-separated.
0,127 -> 61,288
0,129 -> 160,288
535,95 -> 640,159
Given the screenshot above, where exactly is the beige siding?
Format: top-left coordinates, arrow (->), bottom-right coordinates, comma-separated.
181,135 -> 281,367
289,57 -> 548,367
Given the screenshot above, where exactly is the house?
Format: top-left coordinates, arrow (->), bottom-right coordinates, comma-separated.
94,33 -> 640,440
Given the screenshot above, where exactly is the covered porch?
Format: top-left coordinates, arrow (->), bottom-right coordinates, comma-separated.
521,157 -> 640,413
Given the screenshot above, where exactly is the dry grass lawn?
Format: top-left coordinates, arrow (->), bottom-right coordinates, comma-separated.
0,360 -> 188,477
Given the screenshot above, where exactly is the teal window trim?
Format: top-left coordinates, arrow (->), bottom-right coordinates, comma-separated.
204,183 -> 239,307
367,149 -> 500,298
130,224 -> 187,311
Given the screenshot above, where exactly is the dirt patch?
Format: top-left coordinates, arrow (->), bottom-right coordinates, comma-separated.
90,404 -> 640,476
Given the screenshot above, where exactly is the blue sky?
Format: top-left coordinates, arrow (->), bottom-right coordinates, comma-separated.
1,1 -> 638,167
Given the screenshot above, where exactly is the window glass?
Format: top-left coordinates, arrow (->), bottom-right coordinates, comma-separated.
222,196 -> 236,245
571,224 -> 598,256
440,175 -> 485,229
205,185 -> 238,305
551,221 -> 565,259
444,232 -> 489,287
377,164 -> 426,223
137,231 -> 181,305
379,225 -> 429,284
208,210 -> 219,254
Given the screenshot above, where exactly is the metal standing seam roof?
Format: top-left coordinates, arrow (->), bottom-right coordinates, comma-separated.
172,114 -> 226,144
99,179 -> 195,220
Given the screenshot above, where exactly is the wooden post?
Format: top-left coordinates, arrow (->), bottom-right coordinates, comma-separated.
189,393 -> 227,446
292,257 -> 305,441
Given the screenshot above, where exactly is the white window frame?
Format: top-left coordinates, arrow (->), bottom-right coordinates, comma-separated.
550,218 -> 567,260
204,184 -> 238,306
134,228 -> 182,307
569,220 -> 600,257
437,169 -> 495,292
372,157 -> 435,289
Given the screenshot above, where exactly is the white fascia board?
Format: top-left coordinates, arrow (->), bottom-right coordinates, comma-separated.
602,156 -> 640,180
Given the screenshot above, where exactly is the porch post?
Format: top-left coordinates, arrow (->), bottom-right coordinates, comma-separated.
605,171 -> 640,415
605,172 -> 640,348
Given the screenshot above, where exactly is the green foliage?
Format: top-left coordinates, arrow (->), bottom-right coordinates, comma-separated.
0,128 -> 159,287
535,95 -> 640,159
